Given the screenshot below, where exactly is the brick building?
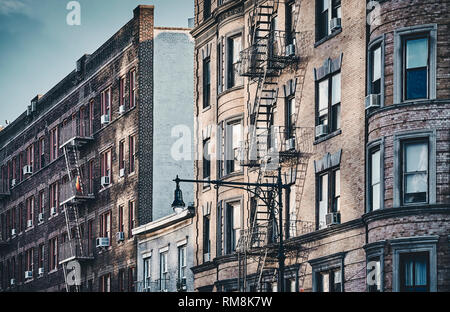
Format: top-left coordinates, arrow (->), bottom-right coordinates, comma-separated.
190,0 -> 449,292
0,5 -> 194,292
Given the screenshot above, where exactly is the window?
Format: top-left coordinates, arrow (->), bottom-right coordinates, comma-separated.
225,201 -> 240,254
50,127 -> 58,161
203,215 -> 210,260
89,100 -> 94,135
130,69 -> 137,108
118,205 -> 124,233
369,44 -> 382,95
129,135 -> 136,174
178,246 -> 187,290
49,237 -> 58,271
38,244 -> 44,271
225,120 -> 242,175
317,168 -> 340,229
119,140 -> 125,174
217,41 -> 223,93
26,196 -> 34,227
50,182 -> 59,211
394,25 -> 437,103
143,257 -> 151,290
128,267 -> 135,292
400,252 -> 429,292
286,96 -> 296,139
316,0 -> 341,41
99,211 -> 111,240
119,76 -> 126,108
19,205 -> 24,232
285,0 -> 296,45
26,144 -> 34,172
368,147 -> 382,211
316,72 -> 340,134
203,138 -> 211,180
402,140 -> 428,204
159,251 -> 168,291
88,159 -> 94,194
128,201 -> 135,238
227,35 -> 242,89
203,0 -> 211,20
19,153 -> 23,181
39,137 -> 45,169
88,219 -> 94,254
79,106 -> 86,137
101,149 -> 112,182
101,88 -> 111,123
25,248 -> 33,274
100,273 -> 111,292
403,37 -> 429,100
317,269 -> 342,292
203,57 -> 211,108
118,269 -> 125,292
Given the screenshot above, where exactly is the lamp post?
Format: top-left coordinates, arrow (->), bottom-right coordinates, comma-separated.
172,168 -> 289,292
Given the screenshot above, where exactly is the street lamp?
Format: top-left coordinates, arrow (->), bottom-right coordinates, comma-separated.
172,167 -> 291,292
171,175 -> 185,214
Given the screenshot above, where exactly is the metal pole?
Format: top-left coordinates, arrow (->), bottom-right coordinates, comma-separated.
277,167 -> 285,292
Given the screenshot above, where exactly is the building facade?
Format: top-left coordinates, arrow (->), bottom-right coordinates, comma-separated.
0,5 -> 194,292
133,207 -> 195,292
190,0 -> 449,292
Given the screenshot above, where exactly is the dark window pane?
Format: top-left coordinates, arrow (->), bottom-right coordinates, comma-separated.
406,68 -> 427,100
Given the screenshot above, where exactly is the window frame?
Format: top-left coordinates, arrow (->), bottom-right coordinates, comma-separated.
309,252 -> 345,292
224,199 -> 241,254
224,118 -> 243,176
100,87 -> 112,124
203,56 -> 211,109
366,138 -> 385,213
130,69 -> 137,109
393,24 -> 437,104
226,33 -> 243,90
367,35 -> 385,107
393,130 -> 436,207
315,71 -> 341,134
316,166 -> 340,230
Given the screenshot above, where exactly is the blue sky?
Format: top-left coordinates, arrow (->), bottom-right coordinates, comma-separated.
0,0 -> 193,126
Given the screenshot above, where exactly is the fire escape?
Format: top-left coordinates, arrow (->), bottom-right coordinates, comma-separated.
59,117 -> 94,292
237,0 -> 316,292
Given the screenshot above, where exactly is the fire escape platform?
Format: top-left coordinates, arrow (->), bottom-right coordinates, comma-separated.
59,136 -> 94,150
60,194 -> 95,207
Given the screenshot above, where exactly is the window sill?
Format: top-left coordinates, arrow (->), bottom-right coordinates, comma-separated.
25,226 -> 34,233
314,28 -> 343,48
202,105 -> 212,113
314,129 -> 342,145
48,213 -> 59,221
220,171 -> 244,181
202,185 -> 211,193
48,269 -> 58,275
99,184 -> 113,193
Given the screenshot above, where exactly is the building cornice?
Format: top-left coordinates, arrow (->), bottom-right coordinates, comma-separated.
362,204 -> 450,224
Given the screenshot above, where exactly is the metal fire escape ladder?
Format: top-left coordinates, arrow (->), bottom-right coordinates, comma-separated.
61,142 -> 85,292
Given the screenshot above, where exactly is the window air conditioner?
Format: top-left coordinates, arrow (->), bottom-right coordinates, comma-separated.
315,124 -> 328,137
101,176 -> 110,186
25,271 -> 33,279
96,237 -> 110,248
10,278 -> 16,286
38,268 -> 44,276
101,114 -> 110,125
285,44 -> 295,57
11,179 -> 16,187
27,219 -> 33,228
11,228 -> 17,236
119,168 -> 125,178
325,212 -> 341,226
365,94 -> 381,110
38,213 -> 44,223
330,18 -> 342,32
23,165 -> 33,175
50,207 -> 57,216
119,105 -> 126,114
116,232 -> 125,242
285,138 -> 296,151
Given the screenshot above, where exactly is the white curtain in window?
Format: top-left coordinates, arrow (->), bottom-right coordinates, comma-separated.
405,142 -> 428,193
415,258 -> 427,286
331,73 -> 341,105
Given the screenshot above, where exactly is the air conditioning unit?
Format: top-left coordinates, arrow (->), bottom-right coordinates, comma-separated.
38,213 -> 44,223
11,179 -> 16,187
10,278 -> 16,286
116,232 -> 125,242
50,207 -> 57,216
23,165 -> 33,175
365,94 -> 381,110
11,228 -> 17,236
101,176 -> 110,186
26,106 -> 32,116
326,212 -> 341,226
315,124 -> 328,137
96,237 -> 110,248
330,17 -> 342,32
27,219 -> 33,228
285,138 -> 296,151
119,168 -> 125,178
119,105 -> 126,114
25,271 -> 33,279
38,267 -> 44,276
285,43 -> 295,57
101,114 -> 110,125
